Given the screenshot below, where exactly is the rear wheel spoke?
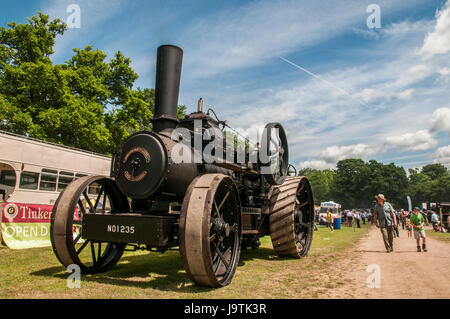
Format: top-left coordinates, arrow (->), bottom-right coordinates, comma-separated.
98,242 -> 102,262
73,233 -> 82,245
83,191 -> 95,213
90,242 -> 97,265
93,187 -> 104,211
76,240 -> 90,255
77,200 -> 86,215
102,192 -> 107,213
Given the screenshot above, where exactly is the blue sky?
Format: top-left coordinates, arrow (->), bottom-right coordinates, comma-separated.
2,0 -> 450,171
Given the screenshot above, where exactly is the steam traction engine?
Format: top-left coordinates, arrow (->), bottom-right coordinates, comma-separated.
50,45 -> 314,287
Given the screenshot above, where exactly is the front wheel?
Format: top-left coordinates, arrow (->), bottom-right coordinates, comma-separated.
50,176 -> 130,273
179,174 -> 242,287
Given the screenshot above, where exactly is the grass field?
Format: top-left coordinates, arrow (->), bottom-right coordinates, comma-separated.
0,224 -> 370,299
425,229 -> 450,243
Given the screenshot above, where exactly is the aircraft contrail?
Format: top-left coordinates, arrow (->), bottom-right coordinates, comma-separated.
279,56 -> 369,107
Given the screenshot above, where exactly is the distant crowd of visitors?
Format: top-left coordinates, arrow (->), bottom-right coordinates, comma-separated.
319,194 -> 447,253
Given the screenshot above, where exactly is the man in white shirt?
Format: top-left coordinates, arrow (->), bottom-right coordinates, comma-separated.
347,210 -> 353,227
431,211 -> 440,230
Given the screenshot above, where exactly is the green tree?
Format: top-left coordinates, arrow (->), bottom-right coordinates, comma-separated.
421,163 -> 448,180
0,12 -> 67,137
330,159 -> 369,208
0,12 -> 188,154
0,12 -> 66,65
363,160 -> 408,208
298,168 -> 335,205
407,165 -> 450,206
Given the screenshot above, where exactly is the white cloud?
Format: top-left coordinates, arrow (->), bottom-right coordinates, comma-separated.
419,1 -> 450,59
439,67 -> 450,75
434,145 -> 450,166
45,0 -> 127,61
319,144 -> 378,163
299,159 -> 334,170
385,130 -> 438,151
180,0 -> 426,79
354,88 -> 379,103
185,0 -> 449,170
430,107 -> 450,134
392,63 -> 433,88
36,0 -> 445,170
298,144 -> 379,169
396,88 -> 415,100
437,67 -> 450,84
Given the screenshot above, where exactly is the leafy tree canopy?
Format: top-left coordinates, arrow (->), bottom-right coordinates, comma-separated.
300,159 -> 412,210
407,164 -> 449,207
298,168 -> 335,206
0,12 -> 186,154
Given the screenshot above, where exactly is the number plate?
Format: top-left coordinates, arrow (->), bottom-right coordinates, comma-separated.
82,213 -> 177,247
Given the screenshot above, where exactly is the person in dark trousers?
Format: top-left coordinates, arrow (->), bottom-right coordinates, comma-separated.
393,210 -> 401,237
373,194 -> 397,253
400,209 -> 407,230
347,210 -> 353,227
361,211 -> 366,225
355,211 -> 361,228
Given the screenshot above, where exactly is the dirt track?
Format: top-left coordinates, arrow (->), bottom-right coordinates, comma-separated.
329,226 -> 450,299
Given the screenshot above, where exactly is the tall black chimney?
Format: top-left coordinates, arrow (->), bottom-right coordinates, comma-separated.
152,45 -> 183,133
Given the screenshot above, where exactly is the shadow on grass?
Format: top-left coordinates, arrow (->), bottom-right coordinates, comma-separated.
30,246 -> 280,292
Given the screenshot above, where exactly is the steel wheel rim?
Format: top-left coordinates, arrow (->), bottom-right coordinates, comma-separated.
51,176 -> 128,274
208,178 -> 241,285
179,174 -> 242,287
69,181 -> 122,271
293,178 -> 314,257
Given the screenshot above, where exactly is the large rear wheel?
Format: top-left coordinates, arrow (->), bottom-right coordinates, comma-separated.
179,174 -> 242,287
269,176 -> 314,258
50,176 -> 129,273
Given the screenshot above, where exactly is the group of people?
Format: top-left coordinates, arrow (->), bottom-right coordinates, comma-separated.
373,194 -> 427,253
321,199 -> 445,254
324,209 -> 368,232
342,210 -> 369,228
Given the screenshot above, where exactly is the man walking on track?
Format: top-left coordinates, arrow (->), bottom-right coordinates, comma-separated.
373,194 -> 397,253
